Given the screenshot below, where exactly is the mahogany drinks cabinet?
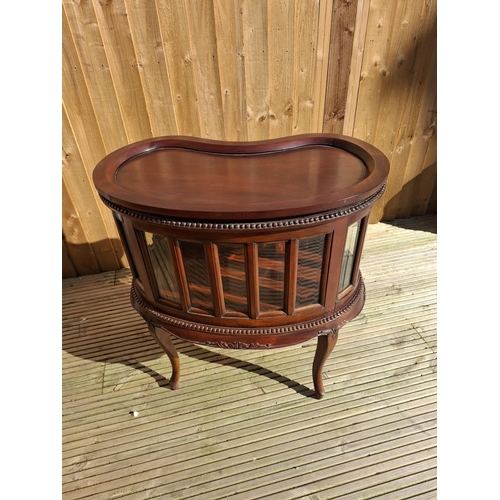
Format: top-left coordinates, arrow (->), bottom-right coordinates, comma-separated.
93,134 -> 389,398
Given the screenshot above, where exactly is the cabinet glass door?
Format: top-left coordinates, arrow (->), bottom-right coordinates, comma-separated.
338,221 -> 360,294
296,234 -> 326,309
258,242 -> 286,313
144,232 -> 181,307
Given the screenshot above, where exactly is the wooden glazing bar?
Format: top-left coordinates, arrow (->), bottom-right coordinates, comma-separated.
245,242 -> 260,319
319,232 -> 334,306
164,236 -> 189,310
324,219 -> 348,310
285,239 -> 298,315
205,242 -> 225,318
113,214 -> 139,280
170,239 -> 191,312
123,223 -> 154,299
351,216 -> 368,286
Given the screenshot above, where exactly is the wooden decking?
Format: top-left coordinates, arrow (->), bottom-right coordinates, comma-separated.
62,215 -> 437,500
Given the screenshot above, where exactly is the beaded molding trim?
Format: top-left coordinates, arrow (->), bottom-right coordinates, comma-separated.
100,184 -> 385,231
131,276 -> 364,336
204,341 -> 272,349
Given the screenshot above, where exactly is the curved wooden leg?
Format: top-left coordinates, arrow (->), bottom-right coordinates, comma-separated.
312,329 -> 339,399
147,323 -> 180,390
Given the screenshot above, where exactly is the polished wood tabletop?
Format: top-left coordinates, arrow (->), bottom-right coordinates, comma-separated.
94,134 -> 389,220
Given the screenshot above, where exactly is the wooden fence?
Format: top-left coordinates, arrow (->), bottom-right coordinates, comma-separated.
62,0 -> 436,278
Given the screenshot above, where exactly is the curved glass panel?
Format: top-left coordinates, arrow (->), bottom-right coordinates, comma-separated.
338,221 -> 360,294
296,235 -> 326,309
218,243 -> 248,314
258,242 -> 285,312
144,233 -> 181,306
180,240 -> 214,313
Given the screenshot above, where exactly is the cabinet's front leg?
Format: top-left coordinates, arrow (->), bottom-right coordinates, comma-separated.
312,328 -> 339,399
147,323 -> 180,390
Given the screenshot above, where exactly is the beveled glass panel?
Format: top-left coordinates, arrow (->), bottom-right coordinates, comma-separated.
218,243 -> 248,314
179,241 -> 213,312
258,242 -> 285,312
296,235 -> 326,309
115,217 -> 139,280
144,233 -> 181,306
338,221 -> 360,294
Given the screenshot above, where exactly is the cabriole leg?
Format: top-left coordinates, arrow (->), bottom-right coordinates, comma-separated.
312,329 -> 339,399
147,323 -> 180,390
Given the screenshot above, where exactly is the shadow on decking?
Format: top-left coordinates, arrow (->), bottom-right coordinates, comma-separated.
175,343 -> 316,397
62,321 -> 315,397
384,214 -> 437,234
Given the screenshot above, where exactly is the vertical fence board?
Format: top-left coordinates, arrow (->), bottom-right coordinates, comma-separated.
123,0 -> 179,137
267,0 -> 295,138
427,174 -> 437,215
92,0 -> 152,143
186,0 -> 225,139
155,0 -> 201,136
292,0 -> 320,135
62,239 -> 78,279
62,0 -> 128,152
242,0 -> 269,140
365,0 -> 417,223
395,22 -> 437,219
62,179 -> 101,277
322,0 -> 358,135
212,0 -> 247,141
213,0 -> 247,141
411,115 -> 437,217
62,9 -> 107,175
62,15 -> 126,268
312,0 -> 335,133
374,1 -> 436,222
62,107 -> 122,272
351,0 -> 399,145
343,0 -> 370,135
353,0 -> 436,222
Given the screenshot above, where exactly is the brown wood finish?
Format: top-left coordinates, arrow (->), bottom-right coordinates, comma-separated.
245,243 -> 260,320
205,242 -> 225,318
94,134 -> 389,398
285,239 -> 299,316
147,322 -> 180,390
312,329 -> 340,399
